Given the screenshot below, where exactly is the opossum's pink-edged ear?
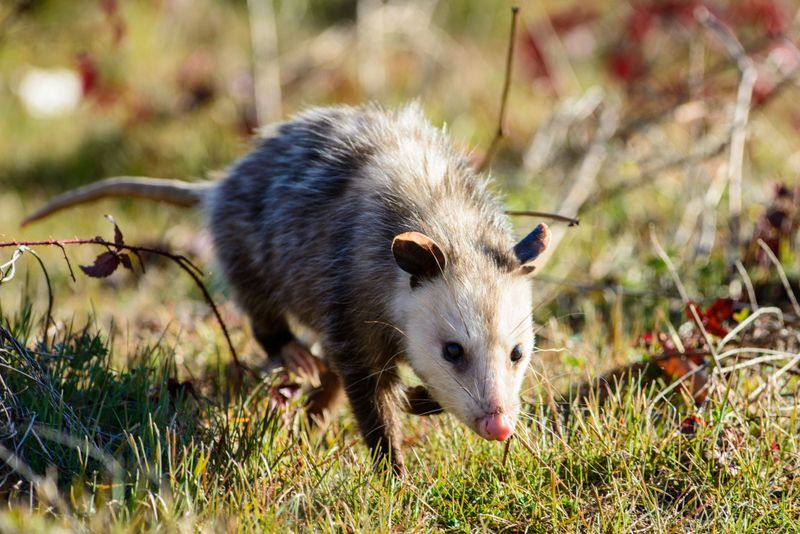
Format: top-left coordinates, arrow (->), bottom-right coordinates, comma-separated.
392,232 -> 447,284
512,223 -> 550,274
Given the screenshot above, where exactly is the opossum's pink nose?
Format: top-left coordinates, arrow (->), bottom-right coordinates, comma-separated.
478,413 -> 514,441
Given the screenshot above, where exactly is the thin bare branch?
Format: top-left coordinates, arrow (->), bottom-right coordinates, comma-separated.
0,237 -> 243,371
505,210 -> 579,226
475,6 -> 520,173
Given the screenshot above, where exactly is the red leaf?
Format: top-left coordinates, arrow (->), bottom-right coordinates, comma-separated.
653,351 -> 709,404
114,225 -> 124,247
80,251 -> 120,278
75,52 -> 98,96
680,414 -> 705,436
608,47 -> 647,82
625,4 -> 653,42
119,253 -> 132,270
519,31 -> 552,81
706,298 -> 734,323
104,214 -> 124,247
549,6 -> 599,34
686,300 -> 731,337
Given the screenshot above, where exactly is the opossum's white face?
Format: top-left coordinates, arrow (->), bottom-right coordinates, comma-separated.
391,224 -> 550,442
402,274 -> 534,439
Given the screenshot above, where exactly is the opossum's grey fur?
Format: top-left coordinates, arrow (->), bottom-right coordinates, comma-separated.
25,103 -> 549,472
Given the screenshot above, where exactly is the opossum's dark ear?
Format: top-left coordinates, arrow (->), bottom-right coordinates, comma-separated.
392,232 -> 447,286
512,223 -> 550,274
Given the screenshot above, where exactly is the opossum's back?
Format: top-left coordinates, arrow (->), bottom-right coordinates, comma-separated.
205,106 -> 394,327
205,104 -> 510,330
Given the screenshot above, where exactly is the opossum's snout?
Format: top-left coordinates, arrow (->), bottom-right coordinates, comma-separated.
477,413 -> 514,441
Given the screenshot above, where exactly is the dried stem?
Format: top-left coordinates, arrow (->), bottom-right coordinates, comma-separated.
696,6 -> 757,252
505,210 -> 579,226
0,238 -> 242,370
734,260 -> 759,311
475,6 -> 520,173
757,239 -> 800,317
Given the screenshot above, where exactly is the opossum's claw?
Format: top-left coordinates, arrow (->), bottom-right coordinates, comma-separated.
280,341 -> 322,387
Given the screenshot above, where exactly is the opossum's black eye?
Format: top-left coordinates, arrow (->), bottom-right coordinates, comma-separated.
510,344 -> 524,363
443,342 -> 465,364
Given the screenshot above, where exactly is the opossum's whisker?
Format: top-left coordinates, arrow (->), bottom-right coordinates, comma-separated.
431,358 -> 477,403
347,349 -> 406,389
364,320 -> 408,338
415,408 -> 445,417
509,310 -> 535,339
455,303 -> 471,340
373,349 -> 406,397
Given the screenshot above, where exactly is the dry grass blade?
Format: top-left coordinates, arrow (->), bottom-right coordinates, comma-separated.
757,239 -> 800,317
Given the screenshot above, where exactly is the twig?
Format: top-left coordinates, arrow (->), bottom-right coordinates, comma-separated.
0,238 -> 242,370
734,260 -> 758,311
757,239 -> 800,317
748,352 -> 800,403
505,210 -> 579,226
475,6 -> 520,173
0,247 -> 54,347
696,6 -> 757,252
716,306 -> 783,351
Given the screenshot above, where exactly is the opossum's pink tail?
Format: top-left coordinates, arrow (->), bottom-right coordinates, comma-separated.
21,177 -> 213,227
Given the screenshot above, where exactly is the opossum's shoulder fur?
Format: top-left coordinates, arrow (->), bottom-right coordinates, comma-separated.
206,103 -> 522,369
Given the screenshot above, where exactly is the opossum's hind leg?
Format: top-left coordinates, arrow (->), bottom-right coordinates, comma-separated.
252,316 -> 324,384
404,385 -> 443,416
339,359 -> 405,475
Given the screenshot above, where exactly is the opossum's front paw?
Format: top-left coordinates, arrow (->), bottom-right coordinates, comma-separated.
280,340 -> 323,386
404,385 -> 444,416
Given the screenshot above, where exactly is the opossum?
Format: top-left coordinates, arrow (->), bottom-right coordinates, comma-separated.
23,104 -> 550,473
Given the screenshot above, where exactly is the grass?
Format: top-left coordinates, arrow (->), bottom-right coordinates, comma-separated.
2,0 -> 800,531
1,291 -> 799,531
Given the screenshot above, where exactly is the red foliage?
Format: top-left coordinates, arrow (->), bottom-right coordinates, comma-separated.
519,30 -> 551,81
728,0 -> 791,37
608,46 -> 647,82
549,6 -> 599,34
680,414 -> 706,436
686,298 -> 734,337
75,52 -> 98,96
100,0 -> 126,45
